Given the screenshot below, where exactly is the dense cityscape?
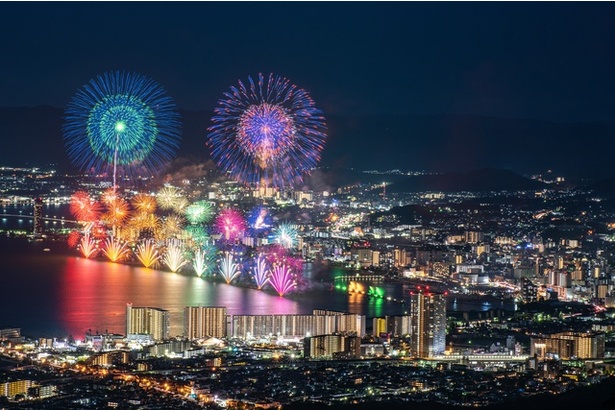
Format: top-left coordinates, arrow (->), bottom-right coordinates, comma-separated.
2,163 -> 615,409
4,2 -> 615,410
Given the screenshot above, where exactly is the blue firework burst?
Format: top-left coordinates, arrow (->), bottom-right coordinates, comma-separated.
207,73 -> 327,188
64,71 -> 181,181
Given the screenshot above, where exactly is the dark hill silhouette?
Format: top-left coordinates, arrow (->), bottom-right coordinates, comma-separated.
586,178 -> 615,199
1,107 -> 615,180
387,168 -> 546,193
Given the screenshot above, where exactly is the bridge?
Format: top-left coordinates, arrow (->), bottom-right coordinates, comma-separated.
334,274 -> 384,282
0,213 -> 79,224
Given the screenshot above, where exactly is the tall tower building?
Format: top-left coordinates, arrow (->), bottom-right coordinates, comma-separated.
33,197 -> 43,237
409,289 -> 446,358
126,303 -> 170,341
184,306 -> 227,339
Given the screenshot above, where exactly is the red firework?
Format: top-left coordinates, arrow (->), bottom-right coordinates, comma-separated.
67,230 -> 81,248
70,191 -> 102,222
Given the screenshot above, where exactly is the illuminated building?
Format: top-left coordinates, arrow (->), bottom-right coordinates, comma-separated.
531,332 -> 605,359
393,248 -> 410,267
33,197 -> 43,236
409,289 -> 446,358
521,277 -> 538,303
232,310 -> 365,339
184,306 -> 227,339
464,230 -> 484,244
304,334 -> 361,359
0,379 -> 37,399
126,303 -> 170,341
386,315 -> 412,336
373,318 -> 387,337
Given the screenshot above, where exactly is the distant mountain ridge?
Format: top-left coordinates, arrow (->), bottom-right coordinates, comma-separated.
305,167 -> 545,193
1,106 -> 615,180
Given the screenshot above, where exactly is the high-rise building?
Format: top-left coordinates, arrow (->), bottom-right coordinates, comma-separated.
409,289 -> 446,358
385,315 -> 412,337
126,304 -> 170,341
232,310 -> 365,339
304,334 -> 361,359
33,197 -> 43,237
184,306 -> 227,339
373,318 -> 387,337
531,332 -> 605,359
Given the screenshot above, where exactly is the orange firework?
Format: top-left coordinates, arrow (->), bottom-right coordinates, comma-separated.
132,193 -> 157,214
103,197 -> 130,226
103,236 -> 131,262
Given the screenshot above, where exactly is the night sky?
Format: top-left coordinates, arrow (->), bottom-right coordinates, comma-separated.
2,2 -> 615,177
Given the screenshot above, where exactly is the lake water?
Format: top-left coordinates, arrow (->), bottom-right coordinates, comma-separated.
0,203 -> 515,339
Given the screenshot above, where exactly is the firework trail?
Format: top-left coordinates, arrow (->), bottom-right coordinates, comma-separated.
252,253 -> 269,289
192,242 -> 217,277
269,261 -> 297,297
79,232 -> 98,259
218,251 -> 241,284
103,236 -> 130,262
136,239 -> 161,268
163,239 -> 188,273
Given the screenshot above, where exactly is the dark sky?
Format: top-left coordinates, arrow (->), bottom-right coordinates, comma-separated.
2,2 -> 615,122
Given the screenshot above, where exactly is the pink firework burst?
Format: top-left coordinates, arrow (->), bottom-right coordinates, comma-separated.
214,208 -> 246,241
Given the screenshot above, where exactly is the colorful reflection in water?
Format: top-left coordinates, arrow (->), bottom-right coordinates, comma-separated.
58,256 -> 300,338
0,236 -> 516,339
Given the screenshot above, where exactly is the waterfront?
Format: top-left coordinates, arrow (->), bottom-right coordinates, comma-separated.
0,236 -> 515,339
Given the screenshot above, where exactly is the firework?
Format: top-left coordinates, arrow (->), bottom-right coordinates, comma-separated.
78,232 -> 98,259
132,193 -> 157,214
184,224 -> 210,248
136,239 -> 160,268
70,191 -> 103,222
163,239 -> 188,273
248,206 -> 272,231
127,212 -> 159,239
269,261 -> 297,297
368,286 -> 384,299
64,71 -> 181,187
156,186 -> 187,212
207,73 -> 327,188
185,200 -> 214,225
192,243 -> 217,277
252,253 -> 269,289
158,214 -> 185,239
103,196 -> 130,227
214,208 -> 246,241
218,251 -> 241,284
103,236 -> 130,262
67,230 -> 81,249
101,188 -> 119,206
274,223 -> 297,249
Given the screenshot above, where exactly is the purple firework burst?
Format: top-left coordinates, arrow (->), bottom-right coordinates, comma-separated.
207,73 -> 327,188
